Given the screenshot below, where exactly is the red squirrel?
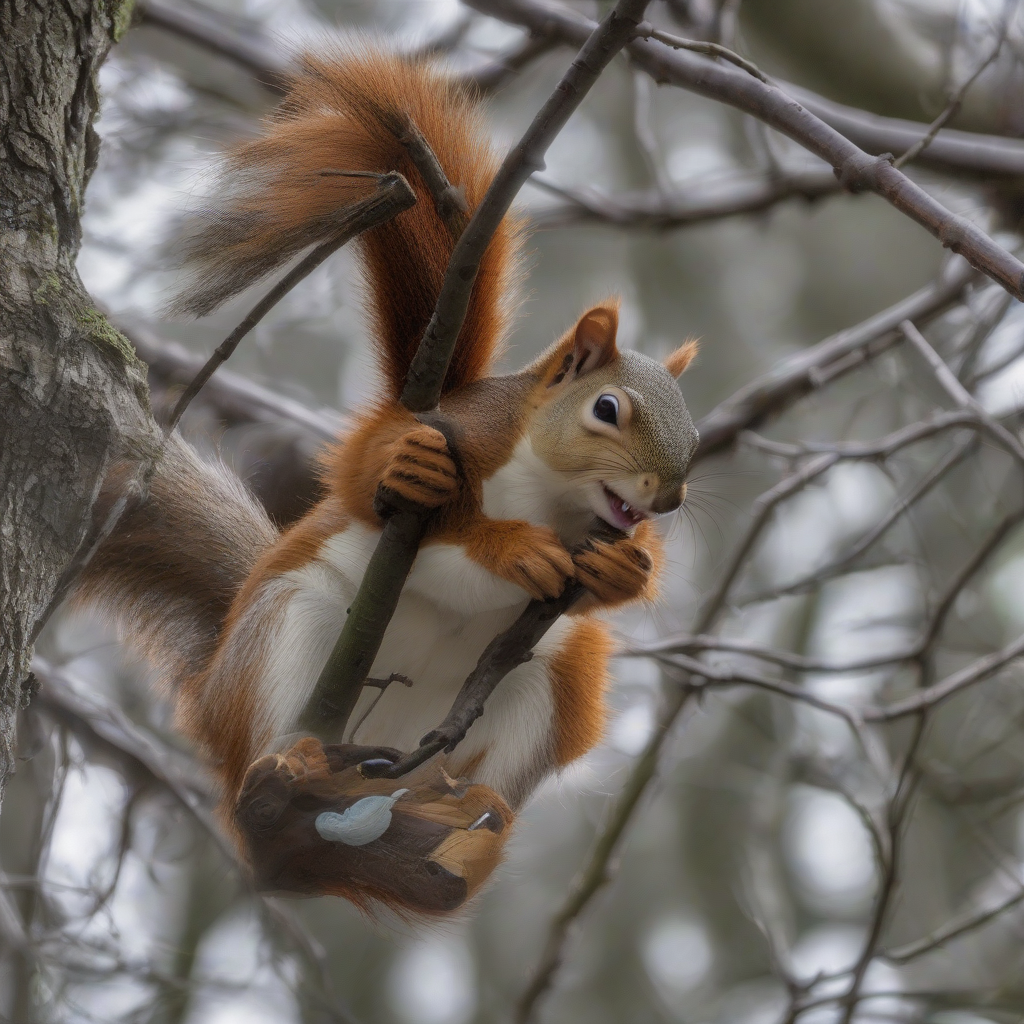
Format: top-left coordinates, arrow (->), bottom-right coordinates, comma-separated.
75,47 -> 699,915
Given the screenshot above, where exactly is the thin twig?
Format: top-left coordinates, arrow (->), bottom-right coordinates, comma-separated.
467,33 -> 562,92
693,258 -> 975,459
899,319 -> 1024,467
529,167 -> 841,231
883,884 -> 1024,963
364,583 -> 585,779
623,634 -> 918,674
167,173 -> 415,433
634,22 -> 767,81
893,12 -> 1012,169
515,679 -> 697,1023
864,631 -> 1024,721
738,434 -> 977,605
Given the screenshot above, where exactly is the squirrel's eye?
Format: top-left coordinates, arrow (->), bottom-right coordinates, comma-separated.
593,394 -> 619,426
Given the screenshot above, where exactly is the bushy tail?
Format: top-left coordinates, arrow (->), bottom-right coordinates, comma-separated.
73,434 -> 278,688
169,45 -> 523,399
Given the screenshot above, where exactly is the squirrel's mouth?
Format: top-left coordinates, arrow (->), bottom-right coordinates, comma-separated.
601,484 -> 648,530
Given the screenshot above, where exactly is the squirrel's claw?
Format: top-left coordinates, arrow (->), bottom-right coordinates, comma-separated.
379,424 -> 459,511
573,535 -> 653,606
503,525 -> 575,600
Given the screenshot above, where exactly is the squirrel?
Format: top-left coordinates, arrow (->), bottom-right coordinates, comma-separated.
74,46 -> 699,915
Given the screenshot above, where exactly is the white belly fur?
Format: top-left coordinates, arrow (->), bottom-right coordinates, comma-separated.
255,522 -> 570,807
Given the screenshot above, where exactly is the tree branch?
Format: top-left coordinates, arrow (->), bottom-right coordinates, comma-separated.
529,167 -> 841,230
467,0 -> 1024,299
693,257 -> 975,459
135,0 -> 290,90
401,0 -> 654,410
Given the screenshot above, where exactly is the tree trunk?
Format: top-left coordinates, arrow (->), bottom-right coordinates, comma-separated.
0,0 -> 156,804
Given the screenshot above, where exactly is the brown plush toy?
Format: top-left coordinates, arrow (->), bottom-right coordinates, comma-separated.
234,737 -> 513,915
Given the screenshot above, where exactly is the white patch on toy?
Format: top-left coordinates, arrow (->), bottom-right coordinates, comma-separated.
315,789 -> 410,846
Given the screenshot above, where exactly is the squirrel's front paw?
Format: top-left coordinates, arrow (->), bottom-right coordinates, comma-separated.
499,525 -> 575,600
380,425 -> 458,510
573,536 -> 654,605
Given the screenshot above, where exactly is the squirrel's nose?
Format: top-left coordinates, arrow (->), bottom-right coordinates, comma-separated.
652,482 -> 685,515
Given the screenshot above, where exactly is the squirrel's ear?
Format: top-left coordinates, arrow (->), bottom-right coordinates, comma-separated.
664,338 -> 699,378
572,306 -> 619,376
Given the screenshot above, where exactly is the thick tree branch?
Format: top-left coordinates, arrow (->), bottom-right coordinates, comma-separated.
787,84 -> 1024,179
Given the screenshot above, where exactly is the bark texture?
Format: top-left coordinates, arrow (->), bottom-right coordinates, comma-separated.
0,0 -> 156,802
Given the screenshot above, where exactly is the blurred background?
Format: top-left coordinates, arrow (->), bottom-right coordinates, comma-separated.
4,0 -> 1024,1021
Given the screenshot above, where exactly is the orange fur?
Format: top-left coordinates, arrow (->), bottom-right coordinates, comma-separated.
172,47 -> 524,399
462,517 -> 575,601
664,337 -> 699,378
548,619 -> 613,765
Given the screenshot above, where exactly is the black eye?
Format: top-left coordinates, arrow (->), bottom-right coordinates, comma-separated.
593,394 -> 619,425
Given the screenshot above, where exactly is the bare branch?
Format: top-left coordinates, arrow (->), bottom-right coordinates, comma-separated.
883,885 -> 1024,963
135,0 -> 290,89
787,82 -> 1024,179
119,320 -> 341,440
466,32 -> 563,92
516,680 -> 697,1023
693,258 -> 975,460
864,631 -> 1024,721
893,17 -> 1011,169
529,167 -> 841,231
633,22 -> 767,81
29,658 -> 220,844
623,634 -> 917,674
467,0 -> 1024,298
900,319 -> 1024,466
738,436 -> 977,605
